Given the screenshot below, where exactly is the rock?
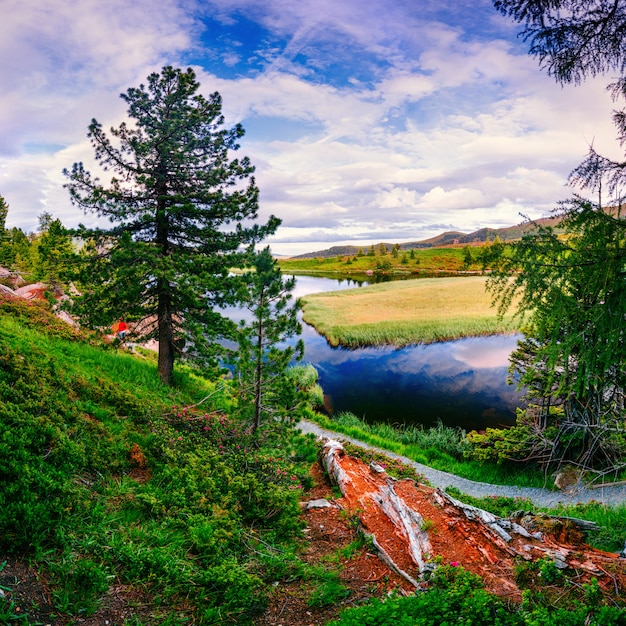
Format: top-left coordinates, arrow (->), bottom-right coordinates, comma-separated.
304,498 -> 334,510
554,466 -> 582,492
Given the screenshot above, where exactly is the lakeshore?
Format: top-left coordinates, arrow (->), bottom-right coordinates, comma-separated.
300,275 -> 520,347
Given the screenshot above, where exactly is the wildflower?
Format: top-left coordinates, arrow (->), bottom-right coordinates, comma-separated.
450,561 -> 459,567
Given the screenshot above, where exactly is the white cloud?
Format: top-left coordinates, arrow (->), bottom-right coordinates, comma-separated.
1,0 -> 622,257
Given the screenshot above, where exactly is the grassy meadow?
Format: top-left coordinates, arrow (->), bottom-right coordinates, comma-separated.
279,245 -> 481,275
300,275 -> 520,347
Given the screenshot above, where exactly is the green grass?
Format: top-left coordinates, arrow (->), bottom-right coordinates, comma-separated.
301,276 -> 520,347
443,487 -> 626,553
3,293 -> 626,624
313,413 -> 547,488
0,294 -> 319,624
279,246 -> 479,275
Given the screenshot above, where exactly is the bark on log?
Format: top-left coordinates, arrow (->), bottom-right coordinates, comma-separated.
319,438 -> 625,597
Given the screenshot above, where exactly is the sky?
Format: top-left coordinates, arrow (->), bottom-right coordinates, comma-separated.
1,0 -> 622,255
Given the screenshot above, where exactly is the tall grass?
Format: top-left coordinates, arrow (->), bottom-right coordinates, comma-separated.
318,412 -> 546,488
301,276 -> 520,347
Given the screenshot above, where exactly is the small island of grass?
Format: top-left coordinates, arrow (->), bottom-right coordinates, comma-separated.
300,275 -> 520,347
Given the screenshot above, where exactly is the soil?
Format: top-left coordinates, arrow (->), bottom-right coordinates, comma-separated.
2,454 -> 625,625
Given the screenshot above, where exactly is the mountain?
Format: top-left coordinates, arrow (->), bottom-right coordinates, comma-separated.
288,216 -> 562,259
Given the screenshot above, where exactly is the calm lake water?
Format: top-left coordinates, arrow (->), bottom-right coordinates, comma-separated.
290,274 -> 523,431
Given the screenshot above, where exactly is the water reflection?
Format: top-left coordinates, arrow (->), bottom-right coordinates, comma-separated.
290,275 -> 523,431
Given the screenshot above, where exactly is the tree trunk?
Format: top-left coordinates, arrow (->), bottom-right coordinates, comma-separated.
157,293 -> 175,385
252,285 -> 265,433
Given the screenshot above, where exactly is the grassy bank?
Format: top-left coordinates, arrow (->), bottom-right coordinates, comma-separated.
0,294 -> 320,624
279,246 -> 480,275
311,412 -> 546,489
301,275 -> 520,347
311,413 -> 626,553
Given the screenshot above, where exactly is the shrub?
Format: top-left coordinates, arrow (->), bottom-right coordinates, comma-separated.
327,565 -> 520,625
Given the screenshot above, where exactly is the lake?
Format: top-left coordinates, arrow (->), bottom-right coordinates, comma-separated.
290,274 -> 523,431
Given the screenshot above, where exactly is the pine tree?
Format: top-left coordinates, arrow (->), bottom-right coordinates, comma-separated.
494,1 -> 626,90
33,212 -> 75,287
64,66 -> 278,384
0,196 -> 10,267
0,195 -> 8,235
488,199 -> 626,471
233,247 -> 303,433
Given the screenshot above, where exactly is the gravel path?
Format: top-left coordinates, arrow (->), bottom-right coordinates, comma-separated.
298,420 -> 626,508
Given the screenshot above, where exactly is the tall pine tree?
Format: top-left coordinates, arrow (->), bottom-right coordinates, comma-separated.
233,247 -> 303,433
64,66 -> 279,384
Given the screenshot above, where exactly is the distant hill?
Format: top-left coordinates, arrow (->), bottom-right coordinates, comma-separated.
289,216 -> 562,259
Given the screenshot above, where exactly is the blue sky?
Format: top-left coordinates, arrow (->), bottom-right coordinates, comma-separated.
1,0 -> 620,254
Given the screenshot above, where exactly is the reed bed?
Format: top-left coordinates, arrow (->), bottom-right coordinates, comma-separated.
301,276 -> 519,347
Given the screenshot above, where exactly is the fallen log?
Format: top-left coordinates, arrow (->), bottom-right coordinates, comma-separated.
321,439 -> 431,586
319,437 -> 626,599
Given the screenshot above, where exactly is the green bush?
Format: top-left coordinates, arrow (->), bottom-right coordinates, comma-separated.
327,565 -> 520,625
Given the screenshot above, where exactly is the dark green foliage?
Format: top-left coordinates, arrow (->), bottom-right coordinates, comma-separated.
49,557 -> 110,616
0,295 -> 320,623
233,247 -> 304,432
330,562 -> 626,626
328,565 -> 521,625
33,212 -> 75,286
514,561 -> 626,625
64,66 -> 279,385
492,1 -> 626,475
0,227 -> 33,276
493,1 -> 626,89
488,201 -> 626,473
0,195 -> 7,233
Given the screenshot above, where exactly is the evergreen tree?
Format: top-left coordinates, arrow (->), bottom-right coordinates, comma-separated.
0,196 -> 10,267
489,199 -> 626,471
64,66 -> 278,384
2,228 -> 32,274
233,247 -> 303,433
33,212 -> 75,287
0,195 -> 7,235
495,0 -> 626,198
462,245 -> 473,269
491,0 -> 626,472
494,1 -> 626,89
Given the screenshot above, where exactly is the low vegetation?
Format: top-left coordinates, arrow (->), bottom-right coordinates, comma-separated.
2,294 -> 626,624
300,276 -> 520,347
315,412 -> 547,489
279,244 -> 484,276
0,294 -> 321,624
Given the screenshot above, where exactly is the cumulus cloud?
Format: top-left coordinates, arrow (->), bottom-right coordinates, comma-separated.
2,0 -> 621,254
